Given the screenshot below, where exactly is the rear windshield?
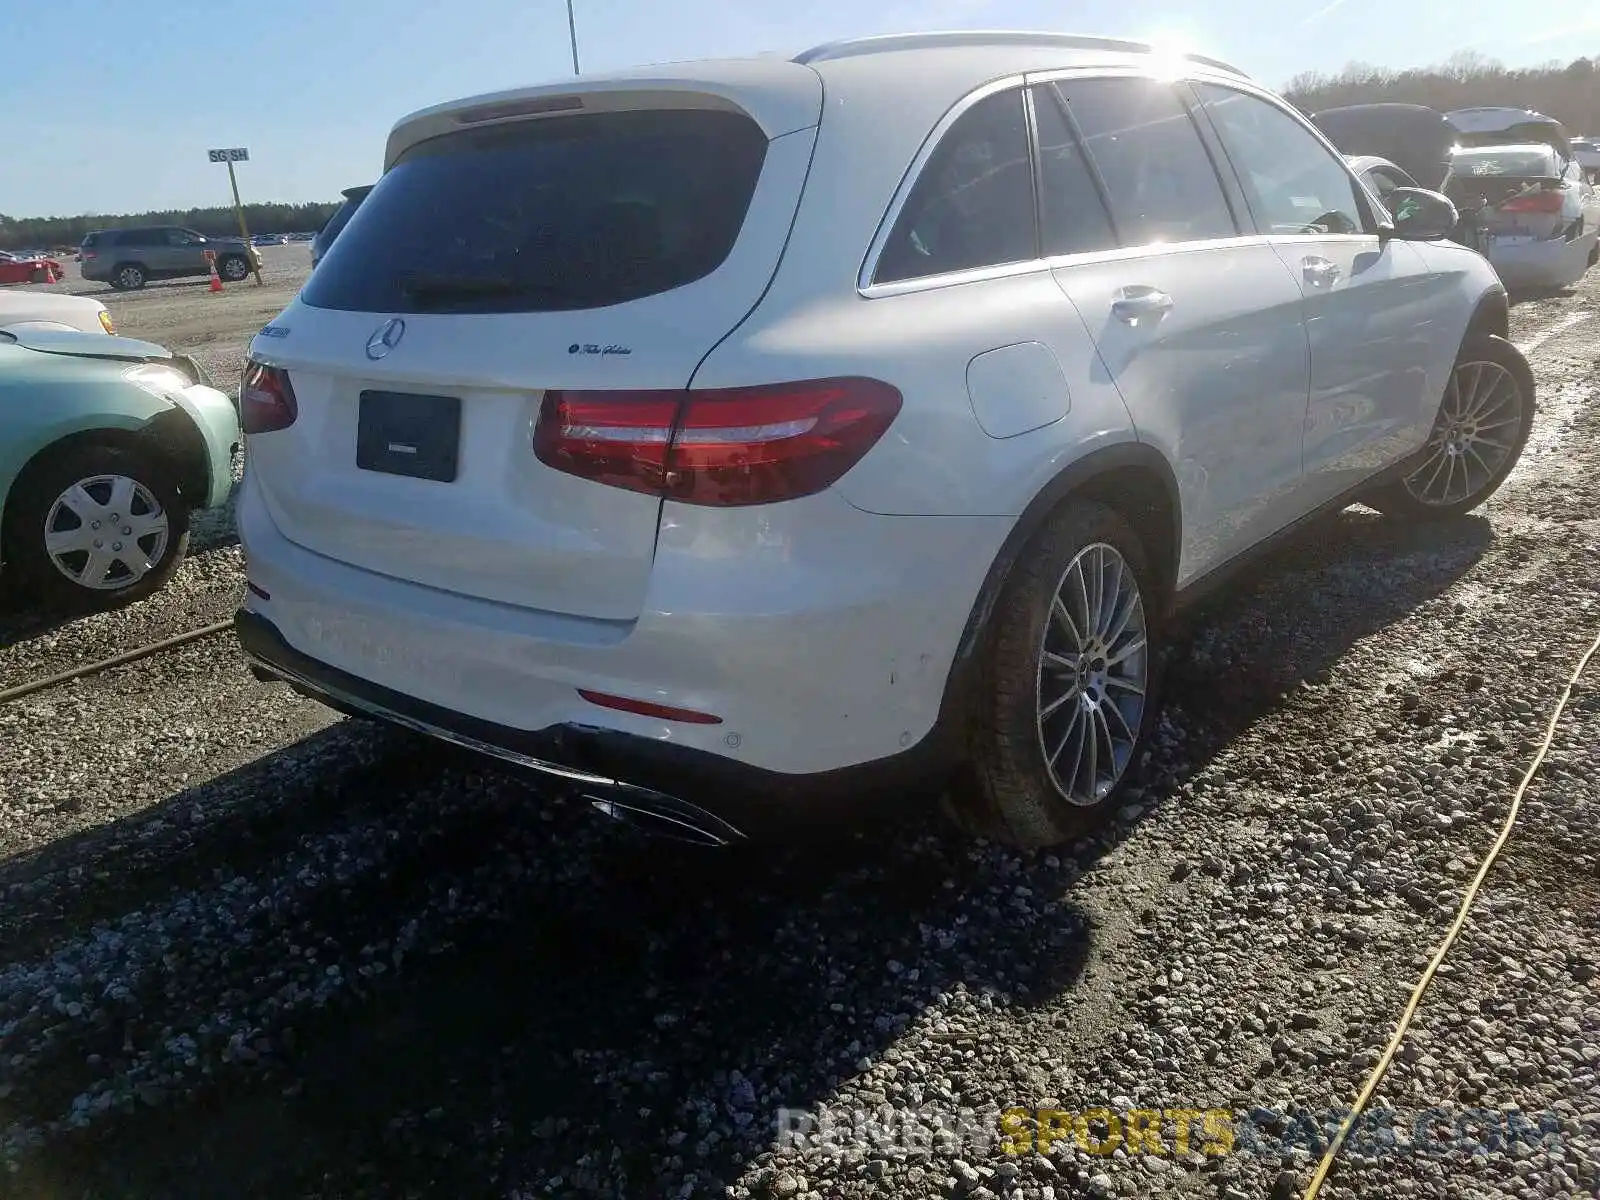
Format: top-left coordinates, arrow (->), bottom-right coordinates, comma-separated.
1449,147 -> 1558,178
301,108 -> 770,315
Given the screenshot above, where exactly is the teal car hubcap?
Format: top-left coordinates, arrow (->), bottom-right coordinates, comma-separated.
44,473 -> 169,591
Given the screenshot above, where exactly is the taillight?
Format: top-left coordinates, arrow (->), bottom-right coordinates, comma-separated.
1500,190 -> 1565,214
533,378 -> 902,506
82,250 -> 97,260
240,360 -> 298,434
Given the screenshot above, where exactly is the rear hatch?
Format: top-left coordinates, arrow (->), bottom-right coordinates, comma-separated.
248,73 -> 822,621
1310,103 -> 1455,191
1443,146 -> 1571,240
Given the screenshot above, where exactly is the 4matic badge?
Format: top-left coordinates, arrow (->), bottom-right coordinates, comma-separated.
568,342 -> 633,357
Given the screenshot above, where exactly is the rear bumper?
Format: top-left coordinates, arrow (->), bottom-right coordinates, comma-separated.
1487,230 -> 1596,288
236,606 -> 952,840
236,466 -> 1006,777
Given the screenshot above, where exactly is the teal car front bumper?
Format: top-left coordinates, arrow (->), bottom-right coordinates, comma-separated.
166,383 -> 242,510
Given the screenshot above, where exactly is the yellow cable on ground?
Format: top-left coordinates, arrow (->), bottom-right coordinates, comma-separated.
1303,624 -> 1600,1200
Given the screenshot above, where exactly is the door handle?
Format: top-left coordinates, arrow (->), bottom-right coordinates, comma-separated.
1302,256 -> 1342,286
1111,286 -> 1174,324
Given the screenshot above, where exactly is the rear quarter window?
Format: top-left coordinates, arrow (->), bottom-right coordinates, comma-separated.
301,108 -> 770,314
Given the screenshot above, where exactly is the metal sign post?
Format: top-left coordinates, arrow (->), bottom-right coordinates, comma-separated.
206,147 -> 263,285
566,0 -> 580,74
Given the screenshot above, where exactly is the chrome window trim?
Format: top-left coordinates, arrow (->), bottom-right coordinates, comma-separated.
859,233 -> 1288,300
857,68 -> 1270,299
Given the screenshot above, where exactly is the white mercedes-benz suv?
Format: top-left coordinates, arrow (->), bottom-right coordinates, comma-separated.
235,31 -> 1531,848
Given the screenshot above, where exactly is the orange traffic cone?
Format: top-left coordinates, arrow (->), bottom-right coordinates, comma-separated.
206,251 -> 224,293
43,262 -> 58,284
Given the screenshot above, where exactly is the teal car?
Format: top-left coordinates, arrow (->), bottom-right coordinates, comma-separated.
0,328 -> 240,612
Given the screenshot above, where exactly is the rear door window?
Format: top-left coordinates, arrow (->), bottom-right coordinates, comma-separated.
1030,85 -> 1119,256
300,108 -> 770,314
1052,77 -> 1237,247
874,87 -> 1038,284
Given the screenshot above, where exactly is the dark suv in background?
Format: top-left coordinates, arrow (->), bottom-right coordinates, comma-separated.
79,226 -> 261,291
310,185 -> 373,268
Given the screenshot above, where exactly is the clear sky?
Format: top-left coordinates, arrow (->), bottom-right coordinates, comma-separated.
3,0 -> 1595,218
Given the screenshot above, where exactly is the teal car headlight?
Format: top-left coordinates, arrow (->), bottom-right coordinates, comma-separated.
125,363 -> 193,397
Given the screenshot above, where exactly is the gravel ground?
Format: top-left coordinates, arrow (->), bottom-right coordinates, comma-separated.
0,262 -> 1597,1200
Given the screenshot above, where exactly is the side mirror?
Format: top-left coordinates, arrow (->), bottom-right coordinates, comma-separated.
1383,187 -> 1459,241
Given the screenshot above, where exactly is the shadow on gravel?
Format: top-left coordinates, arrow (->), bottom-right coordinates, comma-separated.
0,723 -> 428,955
0,506 -> 241,655
0,605 -> 72,655
2,506 -> 1497,1199
1160,508 -> 1493,764
5,740 -> 1096,1199
1508,285 -> 1580,306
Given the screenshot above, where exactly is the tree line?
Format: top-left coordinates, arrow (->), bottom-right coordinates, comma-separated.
0,201 -> 344,251
1283,50 -> 1600,130
6,50 -> 1598,251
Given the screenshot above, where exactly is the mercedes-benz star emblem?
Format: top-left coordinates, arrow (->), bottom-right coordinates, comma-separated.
366,318 -> 406,360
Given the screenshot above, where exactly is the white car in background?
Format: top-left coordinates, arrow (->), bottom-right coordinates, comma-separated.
1569,136 -> 1600,182
1442,143 -> 1600,289
235,31 -> 1532,849
0,289 -> 115,335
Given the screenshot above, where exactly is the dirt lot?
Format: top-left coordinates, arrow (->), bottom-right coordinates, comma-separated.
0,260 -> 1598,1200
52,242 -> 312,395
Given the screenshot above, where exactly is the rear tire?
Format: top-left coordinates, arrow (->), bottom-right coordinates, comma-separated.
950,500 -> 1163,849
3,443 -> 190,613
1366,334 -> 1534,521
218,254 -> 249,281
110,263 -> 146,291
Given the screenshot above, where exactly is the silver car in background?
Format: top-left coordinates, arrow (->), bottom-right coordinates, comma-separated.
1571,136 -> 1600,183
1442,143 -> 1600,289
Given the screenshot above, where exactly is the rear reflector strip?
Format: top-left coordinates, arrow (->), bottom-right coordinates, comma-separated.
246,581 -> 271,601
577,689 -> 723,725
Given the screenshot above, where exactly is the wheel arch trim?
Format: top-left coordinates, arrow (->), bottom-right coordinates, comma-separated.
1464,286 -> 1509,342
0,419 -> 184,570
943,442 -> 1182,692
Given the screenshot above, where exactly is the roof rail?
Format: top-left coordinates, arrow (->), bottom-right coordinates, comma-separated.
793,30 -> 1247,77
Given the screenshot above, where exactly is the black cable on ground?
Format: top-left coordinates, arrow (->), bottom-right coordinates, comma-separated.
0,619 -> 234,705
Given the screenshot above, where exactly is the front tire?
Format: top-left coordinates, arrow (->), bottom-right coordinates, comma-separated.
1367,334 -> 1534,521
952,500 -> 1162,849
2,443 -> 190,612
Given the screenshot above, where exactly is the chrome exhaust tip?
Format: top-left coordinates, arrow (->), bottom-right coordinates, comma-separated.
585,790 -> 745,847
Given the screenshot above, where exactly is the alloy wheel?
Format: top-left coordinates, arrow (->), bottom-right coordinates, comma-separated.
43,474 -> 170,591
1036,542 -> 1149,805
1404,359 -> 1523,507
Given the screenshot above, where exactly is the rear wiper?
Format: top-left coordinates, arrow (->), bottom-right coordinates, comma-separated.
398,273 -> 551,306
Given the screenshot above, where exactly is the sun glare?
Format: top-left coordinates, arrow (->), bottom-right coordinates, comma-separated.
1144,29 -> 1197,80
